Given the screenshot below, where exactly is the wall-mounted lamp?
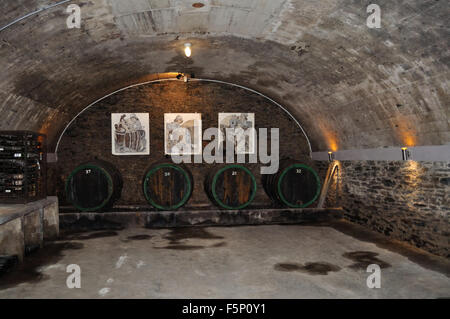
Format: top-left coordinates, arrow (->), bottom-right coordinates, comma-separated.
401,147 -> 411,160
328,151 -> 334,162
184,43 -> 192,57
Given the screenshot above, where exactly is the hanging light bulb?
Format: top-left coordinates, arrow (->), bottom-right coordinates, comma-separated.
184,43 -> 192,57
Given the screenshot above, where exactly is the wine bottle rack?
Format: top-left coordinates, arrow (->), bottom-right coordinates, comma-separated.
0,131 -> 46,203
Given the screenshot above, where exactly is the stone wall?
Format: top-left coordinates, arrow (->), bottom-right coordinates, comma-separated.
316,160 -> 449,257
52,81 -> 312,209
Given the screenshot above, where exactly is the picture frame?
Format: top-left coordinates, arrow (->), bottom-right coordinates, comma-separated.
164,113 -> 202,155
111,113 -> 150,155
218,113 -> 256,154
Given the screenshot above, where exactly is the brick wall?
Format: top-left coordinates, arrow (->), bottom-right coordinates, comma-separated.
52,81 -> 312,208
316,160 -> 449,257
49,80 -> 449,257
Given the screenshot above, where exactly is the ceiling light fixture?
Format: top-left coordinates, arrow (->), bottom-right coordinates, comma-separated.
184,43 -> 192,57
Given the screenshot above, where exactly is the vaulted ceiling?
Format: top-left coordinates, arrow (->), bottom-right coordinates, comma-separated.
1,0 -> 448,152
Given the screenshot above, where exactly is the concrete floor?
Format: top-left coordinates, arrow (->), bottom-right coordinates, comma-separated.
0,222 -> 449,299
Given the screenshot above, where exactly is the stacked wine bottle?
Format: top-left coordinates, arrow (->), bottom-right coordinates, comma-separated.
0,131 -> 46,203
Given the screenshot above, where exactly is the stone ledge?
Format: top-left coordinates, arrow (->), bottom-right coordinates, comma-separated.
0,197 -> 58,225
0,197 -> 59,262
59,208 -> 343,230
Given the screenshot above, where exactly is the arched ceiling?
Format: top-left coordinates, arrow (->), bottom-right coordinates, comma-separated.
0,0 -> 449,152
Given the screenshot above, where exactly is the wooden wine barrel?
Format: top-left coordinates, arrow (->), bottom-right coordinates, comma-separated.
65,160 -> 122,211
262,160 -> 321,208
205,165 -> 257,210
142,162 -> 193,210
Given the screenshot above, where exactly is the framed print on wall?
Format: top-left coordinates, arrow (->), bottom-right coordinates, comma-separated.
164,113 -> 202,155
218,113 -> 255,154
111,113 -> 150,155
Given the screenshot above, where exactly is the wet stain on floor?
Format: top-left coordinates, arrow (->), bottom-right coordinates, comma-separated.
62,231 -> 118,241
300,262 -> 342,275
24,244 -> 41,256
309,220 -> 450,277
154,227 -> 225,250
211,242 -> 227,248
155,245 -> 205,250
60,216 -> 124,232
164,227 -> 224,244
274,262 -> 341,275
127,234 -> 152,240
274,263 -> 302,271
0,256 -> 19,277
0,242 -> 84,289
343,251 -> 391,270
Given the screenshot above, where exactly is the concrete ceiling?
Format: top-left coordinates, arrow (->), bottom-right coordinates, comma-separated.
0,0 -> 449,152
